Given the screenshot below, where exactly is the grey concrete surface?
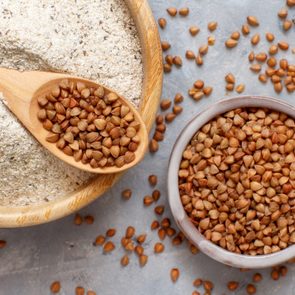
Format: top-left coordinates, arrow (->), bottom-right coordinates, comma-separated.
0,0 -> 295,294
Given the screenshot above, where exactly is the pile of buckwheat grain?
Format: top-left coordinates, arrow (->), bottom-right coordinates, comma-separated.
38,79 -> 141,169
179,107 -> 295,255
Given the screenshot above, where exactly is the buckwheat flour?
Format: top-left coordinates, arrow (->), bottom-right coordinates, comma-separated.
0,0 -> 143,206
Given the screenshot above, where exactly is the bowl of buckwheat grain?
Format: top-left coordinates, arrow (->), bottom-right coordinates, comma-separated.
168,96 -> 295,268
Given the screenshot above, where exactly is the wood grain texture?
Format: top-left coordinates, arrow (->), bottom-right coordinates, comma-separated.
0,0 -> 163,227
0,68 -> 148,174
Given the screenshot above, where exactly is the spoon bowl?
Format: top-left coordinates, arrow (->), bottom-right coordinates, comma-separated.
0,68 -> 148,174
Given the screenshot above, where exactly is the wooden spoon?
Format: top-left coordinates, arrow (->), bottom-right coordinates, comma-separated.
0,68 -> 148,174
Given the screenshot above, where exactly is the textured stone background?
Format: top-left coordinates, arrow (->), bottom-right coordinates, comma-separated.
0,0 -> 295,294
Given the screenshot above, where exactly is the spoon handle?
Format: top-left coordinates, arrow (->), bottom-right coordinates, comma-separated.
0,68 -> 68,131
0,68 -> 67,98
0,68 -> 33,128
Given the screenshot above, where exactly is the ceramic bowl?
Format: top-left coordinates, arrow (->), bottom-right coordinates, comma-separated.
168,96 -> 295,268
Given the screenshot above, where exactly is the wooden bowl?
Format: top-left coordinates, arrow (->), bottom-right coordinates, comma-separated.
0,0 -> 163,228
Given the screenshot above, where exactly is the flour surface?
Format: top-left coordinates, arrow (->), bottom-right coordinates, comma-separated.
0,0 -> 143,206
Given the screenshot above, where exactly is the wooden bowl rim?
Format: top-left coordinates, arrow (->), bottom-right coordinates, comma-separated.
0,0 -> 163,228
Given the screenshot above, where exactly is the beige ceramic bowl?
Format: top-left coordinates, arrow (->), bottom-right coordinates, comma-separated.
168,96 -> 295,268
